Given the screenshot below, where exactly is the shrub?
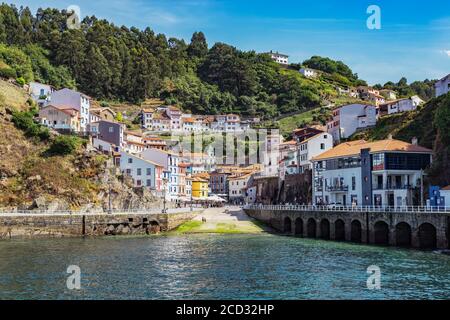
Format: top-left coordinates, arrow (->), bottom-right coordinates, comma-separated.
16,77 -> 26,86
11,110 -> 50,141
47,135 -> 81,156
0,66 -> 17,79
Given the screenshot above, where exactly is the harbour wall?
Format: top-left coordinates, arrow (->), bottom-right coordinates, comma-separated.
245,208 -> 450,249
0,210 -> 199,239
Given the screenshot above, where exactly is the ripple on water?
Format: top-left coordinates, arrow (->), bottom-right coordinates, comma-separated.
0,234 -> 449,300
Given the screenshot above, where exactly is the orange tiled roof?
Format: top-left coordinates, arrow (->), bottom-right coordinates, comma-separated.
313,139 -> 432,161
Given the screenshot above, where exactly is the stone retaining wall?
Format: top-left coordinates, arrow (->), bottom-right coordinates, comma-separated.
0,211 -> 198,239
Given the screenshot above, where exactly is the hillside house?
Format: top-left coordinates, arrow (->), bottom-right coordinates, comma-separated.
327,104 -> 377,143
49,88 -> 91,132
435,74 -> 450,98
29,82 -> 54,107
38,105 -> 80,132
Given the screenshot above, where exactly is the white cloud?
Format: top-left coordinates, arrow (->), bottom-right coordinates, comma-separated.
445,50 -> 450,57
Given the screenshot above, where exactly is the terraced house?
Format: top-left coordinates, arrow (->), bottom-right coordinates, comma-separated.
312,138 -> 432,208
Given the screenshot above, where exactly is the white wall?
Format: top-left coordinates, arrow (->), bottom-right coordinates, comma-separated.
435,75 -> 450,98
120,152 -> 157,189
339,104 -> 376,139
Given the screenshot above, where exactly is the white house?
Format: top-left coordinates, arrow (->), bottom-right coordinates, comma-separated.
245,185 -> 257,204
297,132 -> 334,173
228,173 -> 252,204
300,68 -> 318,78
141,108 -> 154,129
378,96 -> 424,116
49,88 -> 91,132
140,149 -> 180,200
266,51 -> 289,65
120,152 -> 163,192
28,82 -> 54,107
263,133 -> 282,177
312,139 -> 432,207
327,104 -> 377,143
435,74 -> 450,98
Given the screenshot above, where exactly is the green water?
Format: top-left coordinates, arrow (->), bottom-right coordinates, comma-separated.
0,234 -> 449,299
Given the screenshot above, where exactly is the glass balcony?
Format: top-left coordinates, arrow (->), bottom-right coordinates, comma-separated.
326,185 -> 349,192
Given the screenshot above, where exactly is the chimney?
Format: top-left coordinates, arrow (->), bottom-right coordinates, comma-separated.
387,134 -> 393,140
412,137 -> 418,146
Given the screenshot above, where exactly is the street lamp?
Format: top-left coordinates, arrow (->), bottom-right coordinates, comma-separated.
162,169 -> 170,214
162,177 -> 168,214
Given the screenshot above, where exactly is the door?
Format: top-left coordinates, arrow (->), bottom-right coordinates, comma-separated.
342,195 -> 347,206
388,193 -> 395,207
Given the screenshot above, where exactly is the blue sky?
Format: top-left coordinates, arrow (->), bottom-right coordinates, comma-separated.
8,0 -> 450,84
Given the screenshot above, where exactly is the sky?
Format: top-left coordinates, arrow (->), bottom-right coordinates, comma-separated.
8,0 -> 450,84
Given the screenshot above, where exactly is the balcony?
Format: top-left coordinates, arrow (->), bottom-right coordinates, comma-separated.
372,184 -> 414,191
326,185 -> 349,192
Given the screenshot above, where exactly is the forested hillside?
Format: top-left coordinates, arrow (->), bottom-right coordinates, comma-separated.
0,4 -> 438,120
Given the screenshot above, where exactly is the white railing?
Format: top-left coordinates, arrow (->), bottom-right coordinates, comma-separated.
243,204 -> 450,213
0,207 -> 203,216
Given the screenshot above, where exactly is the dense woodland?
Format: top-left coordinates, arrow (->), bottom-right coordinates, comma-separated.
0,4 -> 438,119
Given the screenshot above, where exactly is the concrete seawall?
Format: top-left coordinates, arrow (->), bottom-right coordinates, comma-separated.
0,210 -> 200,239
245,208 -> 450,250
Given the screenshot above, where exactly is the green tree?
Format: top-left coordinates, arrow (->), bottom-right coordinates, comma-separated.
188,31 -> 208,59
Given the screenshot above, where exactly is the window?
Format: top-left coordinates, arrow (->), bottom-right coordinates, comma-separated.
109,127 -> 114,133
146,179 -> 151,187
126,169 -> 132,175
136,180 -> 142,186
352,176 -> 356,190
147,168 -> 152,176
320,143 -> 325,150
128,158 -> 133,164
137,168 -> 142,176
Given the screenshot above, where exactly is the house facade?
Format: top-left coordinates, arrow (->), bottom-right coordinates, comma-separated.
120,152 -> 163,191
90,107 -> 116,123
228,173 -> 252,203
140,149 -> 180,199
90,120 -> 125,149
297,132 -> 334,173
435,74 -> 450,98
49,88 -> 91,132
38,105 -> 80,132
327,104 -> 377,143
378,96 -> 423,116
266,51 -> 289,65
312,139 -> 432,208
29,82 -> 54,107
299,68 -> 318,78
